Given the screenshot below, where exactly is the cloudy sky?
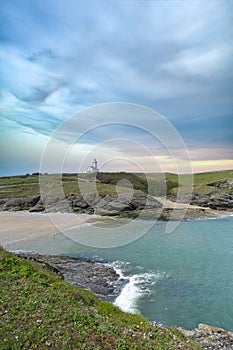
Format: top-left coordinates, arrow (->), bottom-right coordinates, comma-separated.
0,0 -> 233,175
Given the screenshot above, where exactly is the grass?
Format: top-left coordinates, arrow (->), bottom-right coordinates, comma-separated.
0,247 -> 202,350
0,175 -> 40,199
0,170 -> 232,200
192,170 -> 233,194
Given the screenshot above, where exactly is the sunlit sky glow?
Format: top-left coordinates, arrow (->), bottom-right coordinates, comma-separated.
0,0 -> 233,175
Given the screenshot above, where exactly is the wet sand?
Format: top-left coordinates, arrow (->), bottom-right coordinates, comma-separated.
0,211 -> 99,249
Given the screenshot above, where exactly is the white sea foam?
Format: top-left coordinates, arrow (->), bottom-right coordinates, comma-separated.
114,274 -> 142,313
108,260 -> 130,280
110,261 -> 166,314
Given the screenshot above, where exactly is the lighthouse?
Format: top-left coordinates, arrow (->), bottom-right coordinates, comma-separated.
86,159 -> 99,173
93,159 -> 98,171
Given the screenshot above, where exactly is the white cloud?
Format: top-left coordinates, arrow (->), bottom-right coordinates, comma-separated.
163,46 -> 232,78
0,0 -> 232,175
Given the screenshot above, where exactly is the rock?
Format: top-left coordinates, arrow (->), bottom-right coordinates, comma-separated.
191,194 -> 211,207
131,193 -> 162,210
178,324 -> 233,350
42,196 -> 72,212
82,193 -> 102,206
29,204 -> 45,212
17,253 -> 125,300
0,198 -> 7,210
96,194 -> 133,212
198,324 -> 227,334
1,190 -> 232,218
2,196 -> 41,211
70,194 -> 89,209
191,193 -> 233,211
207,179 -> 233,190
95,192 -> 162,215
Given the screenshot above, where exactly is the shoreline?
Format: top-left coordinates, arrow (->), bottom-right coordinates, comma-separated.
1,208 -> 232,249
6,249 -> 233,350
1,211 -> 233,349
0,210 -> 108,249
16,252 -> 125,300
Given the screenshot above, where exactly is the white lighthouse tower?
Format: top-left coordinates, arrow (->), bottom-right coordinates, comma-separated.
86,159 -> 99,173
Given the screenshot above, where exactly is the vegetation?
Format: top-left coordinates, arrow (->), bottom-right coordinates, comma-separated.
0,171 -> 231,348
0,170 -> 232,200
0,174 -> 40,199
96,172 -> 148,193
192,170 -> 233,194
0,247 -> 201,349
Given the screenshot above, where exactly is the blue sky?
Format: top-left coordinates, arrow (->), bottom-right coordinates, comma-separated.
0,0 -> 233,175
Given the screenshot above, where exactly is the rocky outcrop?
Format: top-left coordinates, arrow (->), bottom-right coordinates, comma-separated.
207,179 -> 233,190
94,192 -> 162,216
189,179 -> 233,211
0,196 -> 41,211
17,253 -> 125,300
208,194 -> 233,210
0,192 -> 162,216
191,193 -> 233,211
0,189 -> 232,219
178,323 -> 233,350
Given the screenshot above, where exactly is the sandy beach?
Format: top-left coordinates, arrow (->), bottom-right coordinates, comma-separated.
0,211 -> 98,249
1,207 -> 231,250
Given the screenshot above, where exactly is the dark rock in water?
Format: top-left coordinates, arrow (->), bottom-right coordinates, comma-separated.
17,253 -> 124,300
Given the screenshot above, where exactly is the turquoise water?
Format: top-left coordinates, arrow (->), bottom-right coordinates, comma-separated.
11,215 -> 233,331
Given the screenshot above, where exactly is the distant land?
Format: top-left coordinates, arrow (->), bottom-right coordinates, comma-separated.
0,170 -> 232,220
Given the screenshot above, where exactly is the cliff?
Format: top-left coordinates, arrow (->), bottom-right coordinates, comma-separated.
0,247 -> 202,350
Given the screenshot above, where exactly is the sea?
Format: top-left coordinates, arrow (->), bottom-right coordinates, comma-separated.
10,214 -> 233,331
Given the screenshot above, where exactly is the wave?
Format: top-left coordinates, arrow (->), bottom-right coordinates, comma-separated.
108,261 -> 167,314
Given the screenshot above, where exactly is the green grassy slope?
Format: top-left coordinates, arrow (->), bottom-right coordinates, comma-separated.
0,170 -> 232,199
0,174 -> 40,199
0,248 -> 201,350
192,170 -> 233,194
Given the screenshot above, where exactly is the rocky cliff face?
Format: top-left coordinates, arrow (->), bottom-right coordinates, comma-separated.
1,183 -> 232,219
191,193 -> 233,210
0,196 -> 41,211
0,192 -> 162,215
170,178 -> 233,211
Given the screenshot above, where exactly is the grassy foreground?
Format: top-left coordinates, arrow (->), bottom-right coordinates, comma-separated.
0,247 -> 201,350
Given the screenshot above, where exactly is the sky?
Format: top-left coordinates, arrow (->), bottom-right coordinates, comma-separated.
0,0 -> 233,176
